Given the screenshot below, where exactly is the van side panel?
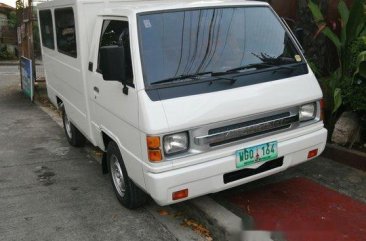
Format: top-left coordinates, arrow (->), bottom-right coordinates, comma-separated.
85,13 -> 146,190
39,4 -> 89,138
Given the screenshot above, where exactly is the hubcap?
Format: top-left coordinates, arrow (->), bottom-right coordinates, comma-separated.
110,155 -> 126,197
64,113 -> 72,138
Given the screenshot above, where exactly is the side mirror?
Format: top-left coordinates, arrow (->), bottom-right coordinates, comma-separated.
99,45 -> 129,94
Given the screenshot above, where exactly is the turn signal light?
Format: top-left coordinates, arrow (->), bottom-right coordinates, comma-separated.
308,149 -> 318,159
147,136 -> 161,149
148,150 -> 162,162
172,189 -> 188,201
147,136 -> 163,162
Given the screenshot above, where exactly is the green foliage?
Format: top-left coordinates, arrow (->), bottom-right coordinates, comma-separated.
7,11 -> 17,29
16,0 -> 24,10
349,37 -> 366,74
355,50 -> 366,79
343,38 -> 366,112
308,0 -> 366,114
308,60 -> 322,77
343,78 -> 366,112
0,46 -> 16,60
333,88 -> 343,113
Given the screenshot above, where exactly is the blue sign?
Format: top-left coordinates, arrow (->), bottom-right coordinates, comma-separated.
20,57 -> 33,101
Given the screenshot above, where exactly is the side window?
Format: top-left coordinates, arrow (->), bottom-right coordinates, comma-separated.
98,20 -> 133,85
54,8 -> 77,58
39,10 -> 54,49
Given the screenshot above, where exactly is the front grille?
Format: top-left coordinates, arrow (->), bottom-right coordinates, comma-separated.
209,112 -> 290,135
199,113 -> 299,147
223,157 -> 284,184
210,124 -> 291,147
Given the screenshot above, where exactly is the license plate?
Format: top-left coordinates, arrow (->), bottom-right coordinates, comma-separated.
236,141 -> 278,168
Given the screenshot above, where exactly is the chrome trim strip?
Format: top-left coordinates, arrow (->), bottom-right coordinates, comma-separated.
194,114 -> 299,146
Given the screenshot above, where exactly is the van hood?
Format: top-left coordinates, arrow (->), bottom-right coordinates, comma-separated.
139,71 -> 322,134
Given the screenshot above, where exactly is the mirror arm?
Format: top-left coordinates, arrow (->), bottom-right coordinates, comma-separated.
122,83 -> 128,95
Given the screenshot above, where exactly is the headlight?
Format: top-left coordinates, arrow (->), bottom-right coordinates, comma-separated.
163,132 -> 189,155
299,103 -> 316,122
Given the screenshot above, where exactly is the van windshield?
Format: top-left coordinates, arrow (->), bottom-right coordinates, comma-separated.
138,6 -> 303,86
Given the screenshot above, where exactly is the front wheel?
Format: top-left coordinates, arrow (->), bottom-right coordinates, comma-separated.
62,108 -> 86,147
107,141 -> 146,209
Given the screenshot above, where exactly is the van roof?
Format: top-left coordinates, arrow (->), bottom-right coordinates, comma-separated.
37,0 -> 268,14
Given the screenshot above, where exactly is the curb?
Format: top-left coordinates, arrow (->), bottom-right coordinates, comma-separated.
322,143 -> 366,171
0,61 -> 43,66
183,196 -> 285,241
181,196 -> 243,241
0,61 -> 19,66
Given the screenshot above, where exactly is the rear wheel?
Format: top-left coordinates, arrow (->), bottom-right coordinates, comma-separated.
107,141 -> 146,209
62,108 -> 86,147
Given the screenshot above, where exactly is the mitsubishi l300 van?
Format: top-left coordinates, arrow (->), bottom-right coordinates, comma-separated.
37,0 -> 327,208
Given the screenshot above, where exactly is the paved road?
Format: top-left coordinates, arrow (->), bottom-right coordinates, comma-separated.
0,65 -> 20,76
0,65 -> 44,78
0,66 -> 190,241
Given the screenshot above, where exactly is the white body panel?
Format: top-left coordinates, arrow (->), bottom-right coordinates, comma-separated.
146,127 -> 327,205
140,71 -> 322,134
38,0 -> 327,205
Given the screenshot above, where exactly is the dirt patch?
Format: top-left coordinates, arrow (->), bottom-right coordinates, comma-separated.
34,166 -> 56,186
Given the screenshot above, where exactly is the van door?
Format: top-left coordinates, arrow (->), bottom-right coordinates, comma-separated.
87,17 -> 140,155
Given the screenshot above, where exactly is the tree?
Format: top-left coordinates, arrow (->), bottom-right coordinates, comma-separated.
8,11 -> 17,29
16,0 -> 24,10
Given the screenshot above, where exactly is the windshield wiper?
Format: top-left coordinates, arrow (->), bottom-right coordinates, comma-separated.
212,62 -> 297,77
151,72 -> 236,86
212,63 -> 275,76
223,63 -> 275,74
151,72 -> 213,85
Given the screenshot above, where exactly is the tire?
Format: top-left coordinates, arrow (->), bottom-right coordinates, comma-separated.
107,141 -> 147,209
62,108 -> 86,147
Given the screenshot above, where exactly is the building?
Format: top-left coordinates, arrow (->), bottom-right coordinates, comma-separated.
0,3 -> 17,59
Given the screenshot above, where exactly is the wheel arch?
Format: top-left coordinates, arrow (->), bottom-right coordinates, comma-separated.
101,131 -> 113,174
56,96 -> 64,109
99,130 -> 146,192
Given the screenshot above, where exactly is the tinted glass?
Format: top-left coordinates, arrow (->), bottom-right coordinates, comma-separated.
138,7 -> 302,85
98,20 -> 133,84
55,8 -> 77,58
39,10 -> 54,49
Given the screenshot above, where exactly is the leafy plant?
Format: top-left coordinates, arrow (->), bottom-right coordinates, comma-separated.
0,46 -> 16,60
343,38 -> 366,112
355,49 -> 366,79
349,36 -> 366,73
308,0 -> 366,114
7,11 -> 17,29
16,0 -> 24,10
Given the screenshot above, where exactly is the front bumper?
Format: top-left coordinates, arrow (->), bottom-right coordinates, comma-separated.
144,127 -> 327,206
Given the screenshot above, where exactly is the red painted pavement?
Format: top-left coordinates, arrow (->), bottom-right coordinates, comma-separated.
228,177 -> 366,241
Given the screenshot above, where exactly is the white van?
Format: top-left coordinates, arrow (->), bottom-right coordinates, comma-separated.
37,0 -> 327,208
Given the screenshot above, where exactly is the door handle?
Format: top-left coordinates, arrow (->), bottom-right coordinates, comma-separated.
93,86 -> 99,93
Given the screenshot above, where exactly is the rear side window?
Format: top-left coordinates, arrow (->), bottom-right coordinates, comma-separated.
39,10 -> 54,49
55,8 -> 77,58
